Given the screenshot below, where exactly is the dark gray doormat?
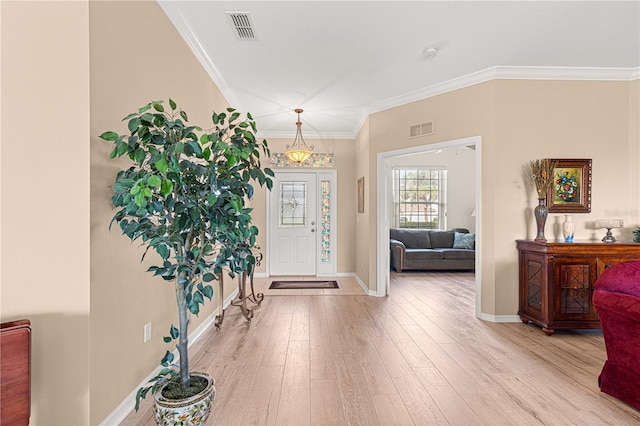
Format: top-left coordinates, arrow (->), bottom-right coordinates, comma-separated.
269,280 -> 339,289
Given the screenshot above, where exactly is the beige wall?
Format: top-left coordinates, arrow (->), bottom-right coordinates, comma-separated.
629,80 -> 640,220
367,82 -> 497,305
88,1 -> 239,423
360,79 -> 639,316
1,2 -> 91,424
252,137 -> 357,274
355,118 -> 371,285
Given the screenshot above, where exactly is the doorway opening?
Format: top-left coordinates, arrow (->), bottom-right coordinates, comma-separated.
266,169 -> 337,277
376,136 -> 481,317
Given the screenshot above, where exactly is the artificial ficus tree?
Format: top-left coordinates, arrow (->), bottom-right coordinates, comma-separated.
100,100 -> 273,408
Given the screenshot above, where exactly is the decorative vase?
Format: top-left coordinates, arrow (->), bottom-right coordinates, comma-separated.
534,198 -> 548,242
153,372 -> 215,426
562,215 -> 575,242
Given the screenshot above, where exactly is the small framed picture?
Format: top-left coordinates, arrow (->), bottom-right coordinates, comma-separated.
546,158 -> 592,213
357,177 -> 364,213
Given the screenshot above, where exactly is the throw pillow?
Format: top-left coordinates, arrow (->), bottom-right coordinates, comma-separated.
453,232 -> 475,250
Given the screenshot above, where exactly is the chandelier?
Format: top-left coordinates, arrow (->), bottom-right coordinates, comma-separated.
285,108 -> 314,163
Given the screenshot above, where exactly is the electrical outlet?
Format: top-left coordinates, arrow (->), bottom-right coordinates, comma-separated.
144,322 -> 152,343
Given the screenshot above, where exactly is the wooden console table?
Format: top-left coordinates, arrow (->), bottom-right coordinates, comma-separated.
1,319 -> 31,425
517,240 -> 640,335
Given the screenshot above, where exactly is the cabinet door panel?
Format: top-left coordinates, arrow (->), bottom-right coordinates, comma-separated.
554,258 -> 598,321
596,257 -> 640,277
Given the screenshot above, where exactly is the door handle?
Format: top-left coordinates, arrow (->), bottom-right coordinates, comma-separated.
311,221 -> 315,225
311,229 -> 315,232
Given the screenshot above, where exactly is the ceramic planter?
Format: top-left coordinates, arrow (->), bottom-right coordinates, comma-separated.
153,372 -> 215,426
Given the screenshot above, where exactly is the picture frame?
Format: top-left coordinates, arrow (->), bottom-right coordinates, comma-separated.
357,177 -> 364,213
546,158 -> 592,213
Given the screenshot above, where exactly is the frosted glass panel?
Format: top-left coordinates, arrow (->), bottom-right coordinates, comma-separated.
321,180 -> 331,263
280,181 -> 306,226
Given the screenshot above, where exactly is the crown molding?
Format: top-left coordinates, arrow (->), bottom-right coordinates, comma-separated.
257,130 -> 356,140
366,66 -> 640,116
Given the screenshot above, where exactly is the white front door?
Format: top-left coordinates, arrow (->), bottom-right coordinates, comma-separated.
269,172 -> 317,275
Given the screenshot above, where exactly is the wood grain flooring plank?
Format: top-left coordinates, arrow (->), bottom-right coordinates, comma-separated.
290,295 -> 310,342
310,379 -> 347,425
333,353 -> 381,425
375,338 -> 448,425
412,367 -> 482,425
117,272 -> 640,426
309,318 -> 336,381
276,340 -> 311,425
371,394 -> 415,426
261,313 -> 293,367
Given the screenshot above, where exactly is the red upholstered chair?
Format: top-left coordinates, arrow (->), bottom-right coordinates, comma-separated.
592,260 -> 640,410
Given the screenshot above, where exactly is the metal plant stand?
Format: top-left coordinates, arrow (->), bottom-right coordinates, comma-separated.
214,252 -> 264,329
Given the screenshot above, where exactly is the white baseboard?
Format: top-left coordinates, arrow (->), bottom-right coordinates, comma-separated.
337,272 -> 377,296
477,313 -> 521,323
99,288 -> 239,426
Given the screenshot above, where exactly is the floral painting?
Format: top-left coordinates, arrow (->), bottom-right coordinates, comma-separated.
547,159 -> 592,213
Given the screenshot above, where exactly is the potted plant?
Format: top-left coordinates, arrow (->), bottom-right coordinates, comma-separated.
100,99 -> 273,424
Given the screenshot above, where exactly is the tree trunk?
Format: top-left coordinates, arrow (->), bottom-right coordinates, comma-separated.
176,274 -> 190,389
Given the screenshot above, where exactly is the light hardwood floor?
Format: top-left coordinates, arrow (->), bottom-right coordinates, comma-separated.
122,272 -> 640,425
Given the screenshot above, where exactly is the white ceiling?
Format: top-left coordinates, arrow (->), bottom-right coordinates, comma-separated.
159,1 -> 640,138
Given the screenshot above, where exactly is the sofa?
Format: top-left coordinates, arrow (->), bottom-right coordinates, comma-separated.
390,228 -> 475,272
592,260 -> 640,411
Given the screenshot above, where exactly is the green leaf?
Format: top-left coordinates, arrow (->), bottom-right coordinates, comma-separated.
180,110 -> 188,122
169,99 -> 177,110
155,157 -> 168,175
128,118 -> 141,133
189,301 -> 200,316
160,350 -> 174,366
153,102 -> 164,112
156,244 -> 169,260
170,325 -> 179,339
134,148 -> 146,164
138,103 -> 152,114
133,192 -> 147,208
147,175 -> 162,188
187,141 -> 203,157
163,336 -> 171,343
99,131 -> 119,141
202,285 -> 214,300
203,272 -> 215,282
161,179 -> 173,197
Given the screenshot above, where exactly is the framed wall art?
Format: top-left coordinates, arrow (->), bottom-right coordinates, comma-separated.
357,177 -> 364,213
546,158 -> 592,213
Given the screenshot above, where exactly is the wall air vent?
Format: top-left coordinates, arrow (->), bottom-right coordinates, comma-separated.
409,121 -> 434,138
226,12 -> 257,41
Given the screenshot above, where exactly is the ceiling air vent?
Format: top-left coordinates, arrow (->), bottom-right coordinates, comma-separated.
226,12 -> 257,41
409,121 -> 434,138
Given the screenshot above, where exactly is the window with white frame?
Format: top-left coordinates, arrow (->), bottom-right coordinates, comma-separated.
392,167 -> 447,229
